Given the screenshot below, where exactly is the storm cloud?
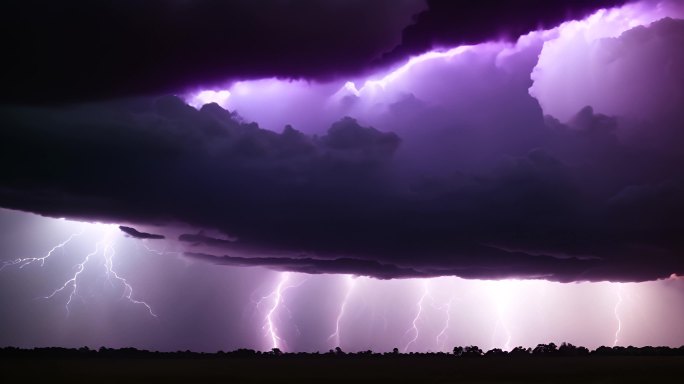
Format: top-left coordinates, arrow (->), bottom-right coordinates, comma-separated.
1,0 -> 630,104
383,0 -> 628,62
1,5 -> 683,282
119,226 -> 165,240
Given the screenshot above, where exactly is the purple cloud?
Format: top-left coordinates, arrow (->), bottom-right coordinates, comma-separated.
1,3 -> 683,282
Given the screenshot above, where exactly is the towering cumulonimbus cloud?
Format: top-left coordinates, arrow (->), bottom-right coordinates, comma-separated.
1,1 -> 683,282
530,2 -> 684,125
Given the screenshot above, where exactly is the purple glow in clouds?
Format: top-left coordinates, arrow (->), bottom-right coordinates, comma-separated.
530,0 -> 684,121
183,0 -> 684,131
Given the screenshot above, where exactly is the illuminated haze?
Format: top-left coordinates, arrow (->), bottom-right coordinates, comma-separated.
1,209 -> 683,352
1,0 -> 684,352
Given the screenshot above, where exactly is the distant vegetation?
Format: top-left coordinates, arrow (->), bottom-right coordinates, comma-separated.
4,344 -> 683,383
2,343 -> 683,358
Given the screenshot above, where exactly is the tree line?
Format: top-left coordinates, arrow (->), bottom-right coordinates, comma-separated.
2,343 -> 684,359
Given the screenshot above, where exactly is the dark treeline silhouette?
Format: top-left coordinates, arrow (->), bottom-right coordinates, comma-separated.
2,343 -> 683,359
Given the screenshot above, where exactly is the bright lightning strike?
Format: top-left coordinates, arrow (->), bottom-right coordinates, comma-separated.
403,281 -> 430,353
328,275 -> 356,348
2,222 -> 157,318
103,236 -> 157,317
0,229 -> 84,271
255,272 -> 307,351
613,284 -> 623,347
43,238 -> 100,314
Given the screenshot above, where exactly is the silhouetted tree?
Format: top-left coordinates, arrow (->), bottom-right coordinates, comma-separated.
463,346 -> 483,357
558,342 -> 588,356
594,346 -> 612,356
485,348 -> 507,357
452,346 -> 464,357
533,343 -> 557,356
509,346 -> 531,356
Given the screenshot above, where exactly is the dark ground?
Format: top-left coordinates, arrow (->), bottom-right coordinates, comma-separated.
1,355 -> 683,383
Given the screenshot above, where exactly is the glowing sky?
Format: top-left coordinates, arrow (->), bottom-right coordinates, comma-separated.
1,210 -> 683,352
1,0 -> 684,352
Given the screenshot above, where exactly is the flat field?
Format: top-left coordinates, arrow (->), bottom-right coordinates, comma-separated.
2,355 -> 683,383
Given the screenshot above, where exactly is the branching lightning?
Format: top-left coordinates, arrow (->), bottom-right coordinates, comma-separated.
263,272 -> 289,350
255,272 -> 308,351
2,217 -> 656,352
43,238 -> 100,314
328,275 -> 356,348
0,229 -> 84,271
1,223 -> 157,318
103,237 -> 157,317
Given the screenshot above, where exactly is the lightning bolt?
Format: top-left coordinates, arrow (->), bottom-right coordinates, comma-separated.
255,272 -> 308,351
328,275 -> 356,348
403,281 -> 430,353
103,236 -> 157,317
43,238 -> 100,314
261,273 -> 289,350
2,223 -> 156,318
613,284 -> 623,347
435,298 -> 456,351
0,229 -> 84,271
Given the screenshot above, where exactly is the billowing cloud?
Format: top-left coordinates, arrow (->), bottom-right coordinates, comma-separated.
531,12 -> 684,126
1,4 -> 683,282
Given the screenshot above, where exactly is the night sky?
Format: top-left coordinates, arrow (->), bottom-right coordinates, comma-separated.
1,0 -> 684,353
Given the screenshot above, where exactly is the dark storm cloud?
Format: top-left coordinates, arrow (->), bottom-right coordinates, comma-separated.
382,0 -> 629,63
1,17 -> 683,282
1,0 -> 424,103
179,233 -> 235,248
1,0 -> 628,103
119,226 -> 165,240
1,93 -> 682,281
185,249 -> 600,282
185,252 -> 422,280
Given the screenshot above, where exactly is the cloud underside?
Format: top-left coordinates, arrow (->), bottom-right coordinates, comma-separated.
1,0 -> 626,103
119,225 -> 165,240
1,17 -> 683,282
